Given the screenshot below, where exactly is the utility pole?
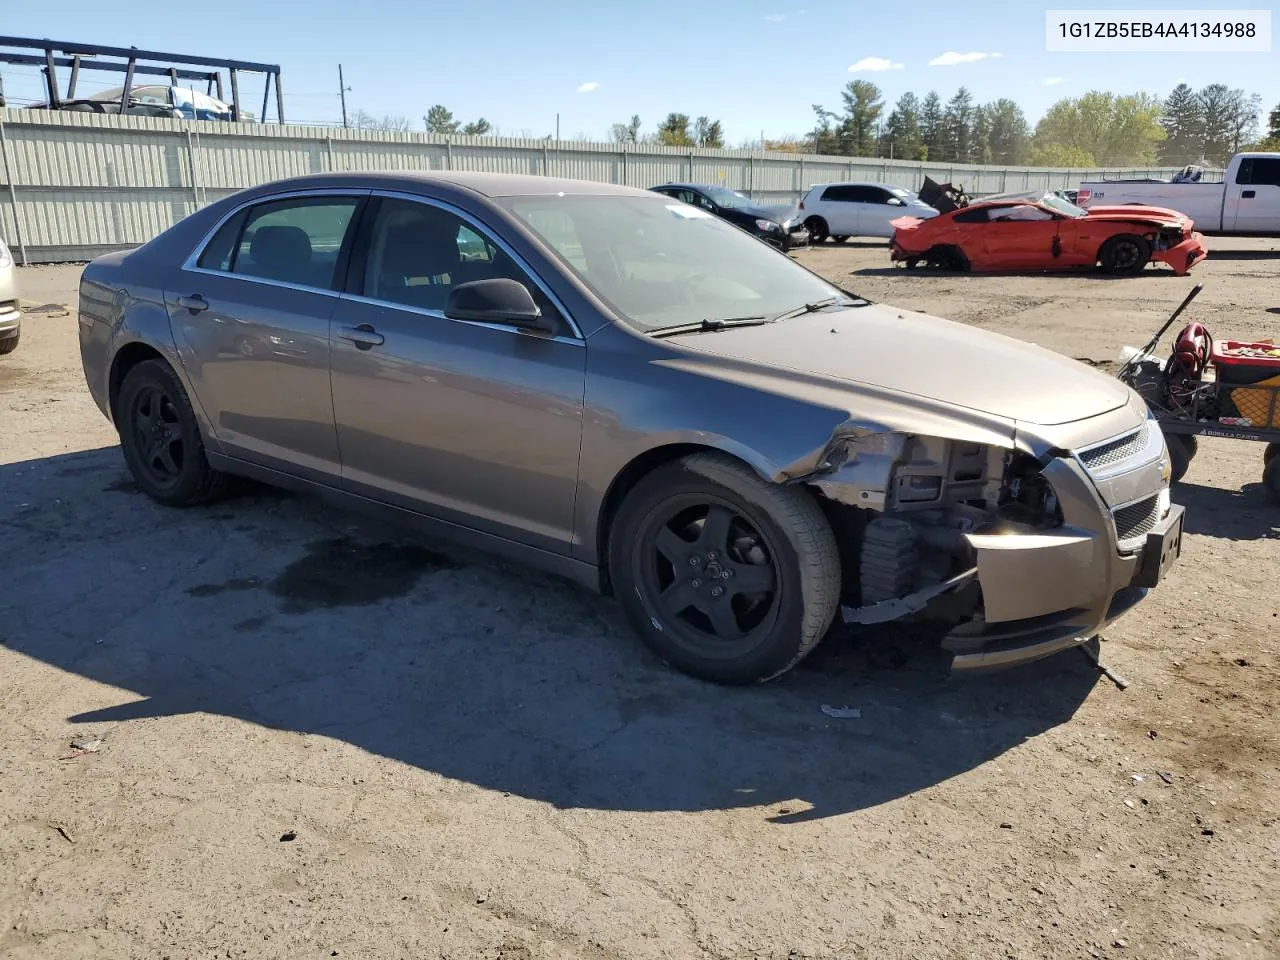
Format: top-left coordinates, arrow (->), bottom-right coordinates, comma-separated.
337,64 -> 351,128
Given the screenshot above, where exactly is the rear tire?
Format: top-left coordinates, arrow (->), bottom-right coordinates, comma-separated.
804,217 -> 829,244
0,331 -> 18,355
1099,234 -> 1152,275
1264,442 -> 1280,466
608,452 -> 841,685
115,359 -> 228,507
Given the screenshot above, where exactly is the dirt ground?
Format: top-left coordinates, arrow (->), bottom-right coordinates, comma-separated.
1,240 -> 1278,960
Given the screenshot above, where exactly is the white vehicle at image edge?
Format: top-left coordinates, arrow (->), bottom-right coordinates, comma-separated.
798,182 -> 939,242
1078,153 -> 1280,236
0,236 -> 19,356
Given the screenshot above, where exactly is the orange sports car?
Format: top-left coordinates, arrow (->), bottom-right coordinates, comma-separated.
889,189 -> 1207,276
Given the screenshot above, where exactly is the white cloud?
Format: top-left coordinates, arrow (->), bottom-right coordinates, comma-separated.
1042,76 -> 1065,85
576,81 -> 599,93
848,57 -> 905,73
928,51 -> 1003,66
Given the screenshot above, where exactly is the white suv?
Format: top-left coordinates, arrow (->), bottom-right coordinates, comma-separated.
798,182 -> 939,242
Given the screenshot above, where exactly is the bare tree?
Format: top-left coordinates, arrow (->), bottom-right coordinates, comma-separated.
352,110 -> 411,133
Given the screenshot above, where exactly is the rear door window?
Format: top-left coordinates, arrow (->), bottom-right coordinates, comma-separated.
1239,157 -> 1280,186
208,197 -> 360,290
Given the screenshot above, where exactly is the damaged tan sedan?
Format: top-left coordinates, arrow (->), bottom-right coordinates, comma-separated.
78,172 -> 1185,685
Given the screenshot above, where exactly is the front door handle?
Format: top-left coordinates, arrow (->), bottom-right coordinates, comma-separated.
177,294 -> 208,314
1242,190 -> 1256,199
338,323 -> 385,349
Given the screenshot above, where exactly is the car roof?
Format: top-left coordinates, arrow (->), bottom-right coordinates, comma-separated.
225,170 -> 652,200
805,181 -> 905,190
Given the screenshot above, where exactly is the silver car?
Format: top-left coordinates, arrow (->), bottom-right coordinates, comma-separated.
77,172 -> 1184,685
0,236 -> 19,355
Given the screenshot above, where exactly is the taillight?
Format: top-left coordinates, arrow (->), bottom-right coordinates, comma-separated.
1076,188 -> 1091,206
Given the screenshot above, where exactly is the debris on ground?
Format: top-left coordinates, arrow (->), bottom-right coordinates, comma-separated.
820,705 -> 861,719
1159,772 -> 1175,785
52,824 -> 74,843
1079,643 -> 1131,690
58,736 -> 105,760
279,830 -> 297,842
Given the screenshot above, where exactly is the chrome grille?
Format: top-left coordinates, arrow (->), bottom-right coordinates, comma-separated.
1113,494 -> 1161,542
1079,426 -> 1147,470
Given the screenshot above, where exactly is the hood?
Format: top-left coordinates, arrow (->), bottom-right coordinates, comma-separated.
665,303 -> 1132,427
1083,205 -> 1189,226
734,203 -> 788,222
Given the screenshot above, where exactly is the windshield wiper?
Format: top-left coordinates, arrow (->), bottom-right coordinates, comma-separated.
772,295 -> 867,322
647,315 -> 771,338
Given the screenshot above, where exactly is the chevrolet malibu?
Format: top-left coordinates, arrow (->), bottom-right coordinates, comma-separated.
78,172 -> 1185,685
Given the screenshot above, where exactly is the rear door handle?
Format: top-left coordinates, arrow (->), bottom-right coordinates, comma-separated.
1242,190 -> 1256,199
177,294 -> 208,313
338,323 -> 385,349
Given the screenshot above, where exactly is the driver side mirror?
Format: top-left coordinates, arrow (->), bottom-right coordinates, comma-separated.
445,278 -> 554,333
887,196 -> 905,206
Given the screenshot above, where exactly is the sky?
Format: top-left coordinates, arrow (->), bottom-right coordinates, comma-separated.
1,1 -> 1277,143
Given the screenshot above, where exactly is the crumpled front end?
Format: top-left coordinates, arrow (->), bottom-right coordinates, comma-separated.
1151,229 -> 1207,276
802,412 -> 1184,674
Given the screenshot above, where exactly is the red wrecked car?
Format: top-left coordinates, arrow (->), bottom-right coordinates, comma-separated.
889,183 -> 1207,276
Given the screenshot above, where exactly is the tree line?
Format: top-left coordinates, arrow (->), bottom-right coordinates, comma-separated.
773,80 -> 1277,168
348,90 -> 1280,170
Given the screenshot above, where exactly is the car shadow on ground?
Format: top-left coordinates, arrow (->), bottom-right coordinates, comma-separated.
1174,478 -> 1279,541
1,447 -> 1101,823
811,239 -> 891,250
852,266 -> 1191,281
1205,250 -> 1280,261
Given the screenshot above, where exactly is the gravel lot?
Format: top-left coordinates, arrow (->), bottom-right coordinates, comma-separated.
1,240 -> 1278,960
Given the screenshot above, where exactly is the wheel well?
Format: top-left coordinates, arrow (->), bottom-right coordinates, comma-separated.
108,342 -> 165,418
595,443 -> 726,594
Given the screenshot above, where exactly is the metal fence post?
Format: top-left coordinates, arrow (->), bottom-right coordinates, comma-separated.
446,139 -> 453,171
747,154 -> 753,198
184,129 -> 201,212
326,134 -> 335,172
543,142 -> 550,177
688,151 -> 694,181
621,149 -> 627,186
0,117 -> 28,265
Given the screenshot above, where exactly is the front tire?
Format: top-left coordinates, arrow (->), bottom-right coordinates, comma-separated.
1264,442 -> 1280,466
0,331 -> 18,355
608,452 -> 841,685
115,359 -> 227,507
804,217 -> 829,244
1099,234 -> 1152,275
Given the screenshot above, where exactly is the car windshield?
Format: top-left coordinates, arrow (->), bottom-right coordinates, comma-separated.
1040,193 -> 1088,218
501,195 -> 848,331
700,186 -> 756,210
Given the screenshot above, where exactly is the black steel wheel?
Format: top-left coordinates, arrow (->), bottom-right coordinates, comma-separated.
1099,234 -> 1152,274
116,359 -> 227,506
608,452 -> 841,685
804,217 -> 829,243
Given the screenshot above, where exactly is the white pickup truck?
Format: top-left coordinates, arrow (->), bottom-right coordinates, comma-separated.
1077,152 -> 1280,236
